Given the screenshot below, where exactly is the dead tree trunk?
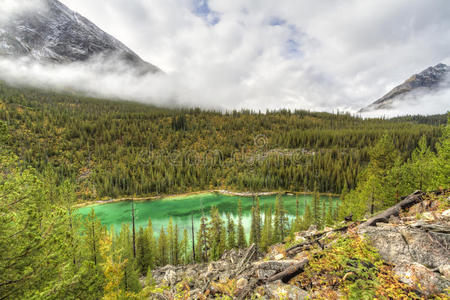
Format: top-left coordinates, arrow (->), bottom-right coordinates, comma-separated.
266,258 -> 310,283
360,190 -> 424,227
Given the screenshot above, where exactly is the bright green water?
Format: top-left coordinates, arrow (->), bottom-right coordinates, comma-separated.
77,193 -> 338,238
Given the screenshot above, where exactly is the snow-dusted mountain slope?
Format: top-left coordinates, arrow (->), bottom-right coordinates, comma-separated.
361,63 -> 449,112
0,0 -> 161,74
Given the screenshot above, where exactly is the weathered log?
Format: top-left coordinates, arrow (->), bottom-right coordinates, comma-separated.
266,258 -> 310,283
360,191 -> 424,227
236,278 -> 262,300
233,244 -> 258,277
286,225 -> 351,256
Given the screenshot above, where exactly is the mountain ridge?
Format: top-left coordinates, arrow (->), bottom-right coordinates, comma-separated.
0,0 -> 161,74
361,63 -> 449,112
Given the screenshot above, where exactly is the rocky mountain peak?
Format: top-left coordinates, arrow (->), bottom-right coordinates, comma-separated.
361,63 -> 449,112
0,0 -> 161,74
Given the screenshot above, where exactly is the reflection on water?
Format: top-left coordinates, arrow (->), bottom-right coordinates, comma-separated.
77,193 -> 339,238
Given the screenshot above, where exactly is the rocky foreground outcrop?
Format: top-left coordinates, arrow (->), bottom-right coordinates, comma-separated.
148,191 -> 450,299
358,194 -> 450,296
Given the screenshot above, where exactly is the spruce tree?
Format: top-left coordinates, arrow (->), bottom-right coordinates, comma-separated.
180,228 -> 189,264
312,181 -> 321,227
145,218 -> 156,269
226,213 -> 236,249
273,196 -> 281,243
209,207 -> 226,260
157,227 -> 168,266
167,218 -> 174,264
136,227 -> 150,275
237,199 -> 247,248
196,214 -> 209,262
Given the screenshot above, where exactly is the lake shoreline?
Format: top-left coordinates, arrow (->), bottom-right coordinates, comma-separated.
74,189 -> 340,208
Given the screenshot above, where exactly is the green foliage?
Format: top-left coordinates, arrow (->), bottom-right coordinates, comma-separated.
237,199 -> 247,249
433,118 -> 450,188
0,82 -> 443,201
294,234 -> 415,299
226,213 -> 236,250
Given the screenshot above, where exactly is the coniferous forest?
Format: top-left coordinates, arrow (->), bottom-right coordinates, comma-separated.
0,82 -> 449,299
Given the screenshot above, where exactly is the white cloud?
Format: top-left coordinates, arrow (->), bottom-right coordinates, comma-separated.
0,0 -> 44,22
1,0 -> 450,114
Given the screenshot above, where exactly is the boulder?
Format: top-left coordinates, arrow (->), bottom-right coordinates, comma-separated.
274,254 -> 284,260
236,277 -> 248,290
442,209 -> 450,219
359,225 -> 450,268
263,280 -> 309,300
439,265 -> 450,280
163,269 -> 177,286
394,262 -> 450,296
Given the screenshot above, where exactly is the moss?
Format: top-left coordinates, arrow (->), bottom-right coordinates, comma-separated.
290,233 -> 418,299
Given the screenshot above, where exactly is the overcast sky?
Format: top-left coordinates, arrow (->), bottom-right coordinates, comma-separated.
3,0 -> 450,113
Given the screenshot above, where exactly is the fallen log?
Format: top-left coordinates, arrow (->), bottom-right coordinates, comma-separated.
285,224 -> 352,256
359,191 -> 424,228
235,243 -> 257,276
266,258 -> 310,283
236,278 -> 262,300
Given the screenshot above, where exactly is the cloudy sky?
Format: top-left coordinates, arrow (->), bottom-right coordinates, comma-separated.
2,0 -> 450,113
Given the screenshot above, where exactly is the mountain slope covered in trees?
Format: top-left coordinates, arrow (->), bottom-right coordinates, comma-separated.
1,111 -> 448,299
0,81 -> 445,202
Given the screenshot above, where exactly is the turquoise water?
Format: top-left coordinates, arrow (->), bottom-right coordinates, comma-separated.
77,193 -> 338,237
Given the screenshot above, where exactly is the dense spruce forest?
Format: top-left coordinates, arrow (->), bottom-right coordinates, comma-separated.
0,82 -> 445,201
0,82 -> 449,299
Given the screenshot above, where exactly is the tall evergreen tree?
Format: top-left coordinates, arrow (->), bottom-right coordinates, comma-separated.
226,213 -> 236,249
136,227 -> 150,275
157,227 -> 168,266
209,207 -> 226,260
144,218 -> 156,269
237,199 -> 247,248
196,214 -> 209,262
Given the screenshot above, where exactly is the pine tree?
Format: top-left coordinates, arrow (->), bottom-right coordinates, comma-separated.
84,208 -> 105,265
261,206 -> 273,251
116,223 -> 140,293
302,203 -> 313,230
312,181 -> 321,227
180,228 -> 189,264
167,218 -> 175,264
157,226 -> 168,266
173,223 -> 180,265
226,213 -> 236,249
196,214 -> 209,262
325,194 -> 334,227
136,227 -> 150,275
237,199 -> 247,248
209,207 -> 226,260
433,120 -> 449,188
365,134 -> 399,213
408,135 -> 434,191
145,218 -> 156,269
273,196 -> 281,243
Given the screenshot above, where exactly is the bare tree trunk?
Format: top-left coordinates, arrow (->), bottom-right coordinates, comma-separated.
191,214 -> 195,262
132,200 -> 136,258
92,223 -> 97,265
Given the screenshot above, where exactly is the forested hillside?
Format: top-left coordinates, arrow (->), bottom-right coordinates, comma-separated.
0,82 -> 445,201
1,81 -> 449,299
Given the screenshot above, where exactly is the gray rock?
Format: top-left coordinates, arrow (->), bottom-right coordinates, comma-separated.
163,269 -> 177,286
263,280 -> 309,300
359,224 -> 450,268
439,265 -> 450,280
394,262 -> 450,297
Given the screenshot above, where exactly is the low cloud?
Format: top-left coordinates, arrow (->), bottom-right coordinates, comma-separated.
0,0 -> 449,116
0,0 -> 44,23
